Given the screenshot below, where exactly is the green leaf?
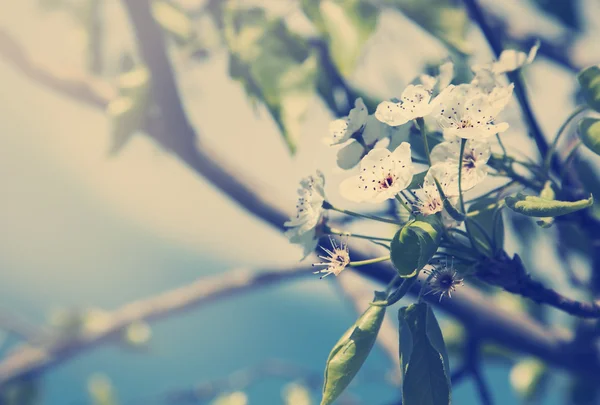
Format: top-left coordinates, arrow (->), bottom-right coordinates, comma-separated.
151,1 -> 195,45
301,0 -> 379,78
536,181 -> 556,228
321,291 -> 387,405
399,303 -> 451,405
386,0 -> 471,55
106,66 -> 151,155
391,216 -> 442,277
408,170 -> 427,189
224,6 -> 318,153
578,66 -> 600,112
579,118 -> 600,156
467,198 -> 504,254
505,192 -> 593,218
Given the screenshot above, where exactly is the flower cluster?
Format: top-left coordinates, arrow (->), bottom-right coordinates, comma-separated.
283,44 -> 539,281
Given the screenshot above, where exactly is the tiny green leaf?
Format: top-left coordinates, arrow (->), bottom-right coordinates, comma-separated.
510,358 -> 547,402
536,181 -> 556,228
399,303 -> 451,405
505,193 -> 593,218
467,198 -> 504,254
578,66 -> 600,113
321,292 -> 387,405
408,170 -> 427,189
578,118 -> 600,156
391,216 -> 442,277
302,0 -> 379,78
151,1 -> 195,45
386,0 -> 471,55
224,6 -> 318,153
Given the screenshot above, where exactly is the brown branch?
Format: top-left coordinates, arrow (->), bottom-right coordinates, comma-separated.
0,29 -> 113,109
0,265 -> 312,386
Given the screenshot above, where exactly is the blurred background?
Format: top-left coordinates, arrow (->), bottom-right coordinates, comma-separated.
1,0 -> 600,404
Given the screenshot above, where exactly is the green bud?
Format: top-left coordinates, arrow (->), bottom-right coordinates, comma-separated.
505,192 -> 593,218
391,216 -> 442,277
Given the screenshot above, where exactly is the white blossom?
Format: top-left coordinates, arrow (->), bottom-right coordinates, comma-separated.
285,172 -> 326,257
413,164 -> 458,216
430,138 -> 492,194
327,98 -> 368,145
420,61 -> 454,94
473,42 -> 540,76
312,237 -> 350,278
339,143 -> 414,203
375,85 -> 439,127
334,116 -> 390,171
433,85 -> 512,139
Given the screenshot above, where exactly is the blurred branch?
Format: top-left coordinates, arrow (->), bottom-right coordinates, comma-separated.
0,29 -> 114,109
0,265 -> 312,386
477,253 -> 600,318
0,311 -> 46,343
134,359 -> 361,405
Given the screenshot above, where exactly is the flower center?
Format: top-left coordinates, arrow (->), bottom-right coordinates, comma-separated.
463,153 -> 476,170
379,175 -> 395,189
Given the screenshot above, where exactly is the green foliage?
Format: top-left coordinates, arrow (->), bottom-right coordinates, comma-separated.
510,358 -> 548,402
408,170 -> 427,189
467,198 -> 504,254
106,66 -> 151,155
320,291 -> 387,405
578,118 -> 600,156
88,374 -> 119,405
398,303 -> 451,405
578,66 -> 600,112
211,392 -> 248,405
385,0 -> 471,54
391,216 -> 443,277
536,181 -> 556,228
224,6 -> 318,153
301,0 -> 379,78
505,192 -> 593,218
283,383 -> 313,405
151,1 -> 195,45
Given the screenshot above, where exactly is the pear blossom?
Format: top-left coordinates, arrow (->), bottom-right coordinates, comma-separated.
430,138 -> 492,195
327,98 -> 368,145
433,85 -> 512,139
413,164 -> 458,216
340,143 -> 414,203
285,172 -> 326,257
312,237 -> 350,278
335,116 -> 395,170
420,61 -> 454,94
473,42 -> 540,76
375,85 -> 438,127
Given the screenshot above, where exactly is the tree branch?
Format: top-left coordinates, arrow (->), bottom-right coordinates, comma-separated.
0,265 -> 312,386
0,29 -> 113,109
